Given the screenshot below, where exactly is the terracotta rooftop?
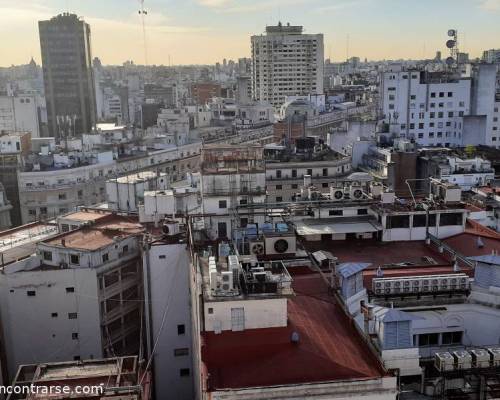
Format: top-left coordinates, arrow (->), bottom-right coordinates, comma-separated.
302,239 -> 450,268
60,210 -> 111,222
202,272 -> 386,391
44,216 -> 143,251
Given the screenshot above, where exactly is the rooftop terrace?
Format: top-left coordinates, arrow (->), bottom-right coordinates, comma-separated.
202,271 -> 386,390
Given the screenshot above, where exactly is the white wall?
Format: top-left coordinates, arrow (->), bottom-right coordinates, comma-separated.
204,297 -> 287,332
143,243 -> 194,400
0,259 -> 103,379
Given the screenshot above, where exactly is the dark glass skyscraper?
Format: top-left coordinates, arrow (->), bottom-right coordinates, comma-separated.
39,13 -> 97,138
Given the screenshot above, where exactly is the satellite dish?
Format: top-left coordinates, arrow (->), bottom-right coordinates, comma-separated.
445,57 -> 455,66
448,29 -> 456,37
446,40 -> 456,49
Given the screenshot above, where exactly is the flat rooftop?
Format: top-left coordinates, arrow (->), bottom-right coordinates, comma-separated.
302,240 -> 450,268
202,272 -> 386,390
60,209 -> 111,222
44,216 -> 143,251
0,223 -> 59,265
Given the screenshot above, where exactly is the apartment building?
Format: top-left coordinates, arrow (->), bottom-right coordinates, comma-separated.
0,211 -> 144,379
380,68 -> 471,147
0,94 -> 43,137
200,145 -> 267,239
266,147 -> 352,202
251,23 -> 324,110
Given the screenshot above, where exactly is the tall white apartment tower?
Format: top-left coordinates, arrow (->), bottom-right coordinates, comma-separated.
251,23 -> 324,110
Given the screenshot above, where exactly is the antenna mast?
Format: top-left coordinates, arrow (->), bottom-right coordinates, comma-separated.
138,0 -> 148,66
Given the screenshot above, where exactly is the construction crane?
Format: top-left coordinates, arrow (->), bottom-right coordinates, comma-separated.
138,0 -> 148,65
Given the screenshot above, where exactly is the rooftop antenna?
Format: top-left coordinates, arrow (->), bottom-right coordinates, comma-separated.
138,0 -> 148,66
346,34 -> 350,62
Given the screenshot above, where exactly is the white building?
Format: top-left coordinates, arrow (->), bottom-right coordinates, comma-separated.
0,211 -> 144,379
380,69 -> 471,146
251,23 -> 324,110
105,171 -> 168,213
200,145 -> 267,239
482,49 -> 500,64
0,95 -> 43,137
142,235 -> 194,400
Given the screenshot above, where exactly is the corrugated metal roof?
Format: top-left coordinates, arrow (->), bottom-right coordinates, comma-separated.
337,262 -> 371,278
468,254 -> 500,265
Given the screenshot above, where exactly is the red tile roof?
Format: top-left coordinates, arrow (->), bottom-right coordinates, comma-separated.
302,240 -> 450,268
202,273 -> 386,391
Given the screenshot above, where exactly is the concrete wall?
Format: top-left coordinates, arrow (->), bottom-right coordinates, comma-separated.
204,297 -> 287,332
143,243 -> 194,400
0,260 -> 102,379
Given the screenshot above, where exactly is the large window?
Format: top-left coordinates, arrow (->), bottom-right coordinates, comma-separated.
413,214 -> 436,227
387,215 -> 410,228
439,213 -> 463,226
418,333 -> 439,347
442,331 -> 462,345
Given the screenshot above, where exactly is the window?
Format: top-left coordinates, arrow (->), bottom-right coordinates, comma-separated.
439,212 -> 463,226
439,92 -> 444,97
357,209 -> 368,215
27,290 -> 36,297
174,348 -> 189,357
58,193 -> 66,200
291,169 -> 297,178
218,200 -> 227,209
68,313 -> 78,319
430,92 -> 436,98
73,356 -> 81,361
447,92 -> 453,97
387,215 -> 410,228
418,333 -> 439,347
291,184 -> 298,189
51,313 -> 58,318
122,245 -> 129,254
72,332 -> 79,340
239,199 -> 247,205
66,287 -> 75,293
322,168 -> 328,177
329,210 -> 343,216
43,251 -> 52,261
159,255 -> 166,259
180,368 -> 190,377
276,196 -> 283,202
442,331 -> 462,345
208,308 -> 214,314
70,254 -> 80,265
102,253 -> 109,263
275,185 -> 282,190
413,214 -> 436,227
177,324 -> 185,335
276,170 -> 282,178
307,169 -> 313,176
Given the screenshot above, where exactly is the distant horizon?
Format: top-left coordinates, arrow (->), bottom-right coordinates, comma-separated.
1,0 -> 500,67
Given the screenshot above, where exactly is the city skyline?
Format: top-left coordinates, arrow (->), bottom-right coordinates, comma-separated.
2,0 -> 500,67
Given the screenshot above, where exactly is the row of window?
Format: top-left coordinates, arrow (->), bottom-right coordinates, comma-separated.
414,331 -> 462,347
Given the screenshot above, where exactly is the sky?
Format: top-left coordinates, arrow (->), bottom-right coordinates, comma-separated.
1,0 -> 500,66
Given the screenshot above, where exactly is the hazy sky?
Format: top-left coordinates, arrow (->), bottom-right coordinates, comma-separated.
1,0 -> 500,66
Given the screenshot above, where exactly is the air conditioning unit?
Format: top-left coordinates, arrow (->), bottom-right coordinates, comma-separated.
350,187 -> 364,200
264,235 -> 296,256
220,271 -> 234,292
435,352 -> 454,371
453,350 -> 472,370
488,347 -> 500,366
470,349 -> 490,368
249,241 -> 265,256
330,188 -> 345,201
162,220 -> 180,236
